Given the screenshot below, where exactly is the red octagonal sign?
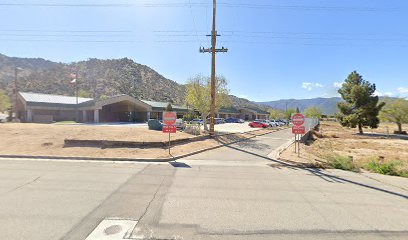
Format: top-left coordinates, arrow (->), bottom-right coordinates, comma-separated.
163,111 -> 177,125
292,113 -> 305,126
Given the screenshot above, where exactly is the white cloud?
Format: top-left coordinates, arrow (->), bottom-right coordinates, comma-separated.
302,82 -> 313,91
302,82 -> 324,91
373,90 -> 383,97
334,82 -> 343,88
397,87 -> 408,94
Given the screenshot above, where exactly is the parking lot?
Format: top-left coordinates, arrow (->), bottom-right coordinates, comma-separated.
200,122 -> 285,133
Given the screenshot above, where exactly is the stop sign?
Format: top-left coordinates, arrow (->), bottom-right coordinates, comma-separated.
163,111 -> 177,125
292,113 -> 305,126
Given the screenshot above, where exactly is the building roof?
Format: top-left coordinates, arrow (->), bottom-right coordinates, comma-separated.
218,107 -> 240,114
20,92 -> 93,105
141,100 -> 188,112
19,92 -> 188,111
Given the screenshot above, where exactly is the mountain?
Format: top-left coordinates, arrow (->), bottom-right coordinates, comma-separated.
257,97 -> 342,115
0,53 -> 265,110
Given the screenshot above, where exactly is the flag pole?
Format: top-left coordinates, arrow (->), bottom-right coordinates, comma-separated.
76,72 -> 79,122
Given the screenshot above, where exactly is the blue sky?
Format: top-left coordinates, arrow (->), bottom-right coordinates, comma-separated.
1,0 -> 408,101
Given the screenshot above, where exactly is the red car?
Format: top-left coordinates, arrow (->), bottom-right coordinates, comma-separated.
249,121 -> 269,128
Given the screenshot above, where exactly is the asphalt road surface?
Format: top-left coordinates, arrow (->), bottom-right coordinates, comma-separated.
0,129 -> 407,240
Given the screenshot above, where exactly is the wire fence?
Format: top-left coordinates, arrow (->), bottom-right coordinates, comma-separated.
303,118 -> 320,133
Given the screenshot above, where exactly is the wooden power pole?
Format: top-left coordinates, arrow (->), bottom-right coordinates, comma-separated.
200,0 -> 228,136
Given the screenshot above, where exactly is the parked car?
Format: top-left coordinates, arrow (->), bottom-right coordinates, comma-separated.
215,118 -> 225,124
225,117 -> 244,123
269,119 -> 283,127
175,119 -> 185,129
148,119 -> 162,130
249,121 -> 269,128
255,119 -> 275,127
191,119 -> 203,125
206,118 -> 225,124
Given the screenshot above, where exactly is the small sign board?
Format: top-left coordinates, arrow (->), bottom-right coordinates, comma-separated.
292,113 -> 305,126
163,125 -> 177,133
292,125 -> 305,134
163,111 -> 177,126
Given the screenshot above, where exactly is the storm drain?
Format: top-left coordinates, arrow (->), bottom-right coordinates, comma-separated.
85,219 -> 138,240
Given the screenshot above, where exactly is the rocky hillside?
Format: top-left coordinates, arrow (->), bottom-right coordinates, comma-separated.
0,54 -> 185,104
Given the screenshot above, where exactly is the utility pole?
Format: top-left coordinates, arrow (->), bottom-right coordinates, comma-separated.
200,0 -> 228,136
13,67 -> 20,121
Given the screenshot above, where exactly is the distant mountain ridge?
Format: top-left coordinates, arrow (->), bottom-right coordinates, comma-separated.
257,97 -> 342,115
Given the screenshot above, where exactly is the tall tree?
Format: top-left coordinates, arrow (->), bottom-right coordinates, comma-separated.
285,108 -> 296,119
269,109 -> 286,120
165,103 -> 173,112
0,90 -> 11,112
296,107 -> 300,113
304,106 -> 322,118
337,71 -> 385,134
379,98 -> 408,133
185,75 -> 231,131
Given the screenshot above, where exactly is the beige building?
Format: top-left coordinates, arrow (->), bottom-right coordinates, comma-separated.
16,92 -> 188,123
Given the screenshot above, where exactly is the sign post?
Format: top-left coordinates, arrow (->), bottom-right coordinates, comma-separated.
291,113 -> 305,157
162,111 -> 177,156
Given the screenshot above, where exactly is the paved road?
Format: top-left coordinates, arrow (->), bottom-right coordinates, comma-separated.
0,129 -> 407,240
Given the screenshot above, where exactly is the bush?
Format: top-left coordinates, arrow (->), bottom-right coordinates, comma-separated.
184,124 -> 201,135
327,155 -> 359,172
365,160 -> 405,176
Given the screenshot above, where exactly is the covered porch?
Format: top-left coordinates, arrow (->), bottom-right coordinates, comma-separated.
81,95 -> 153,123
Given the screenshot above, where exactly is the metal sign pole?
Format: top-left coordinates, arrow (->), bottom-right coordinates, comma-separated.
168,132 -> 171,155
294,134 -> 297,153
298,135 -> 300,157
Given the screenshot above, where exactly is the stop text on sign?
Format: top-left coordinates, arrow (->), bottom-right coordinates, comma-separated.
163,111 -> 177,126
292,113 -> 305,126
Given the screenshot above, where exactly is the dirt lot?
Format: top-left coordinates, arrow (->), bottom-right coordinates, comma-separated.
280,121 -> 408,173
0,123 -> 274,159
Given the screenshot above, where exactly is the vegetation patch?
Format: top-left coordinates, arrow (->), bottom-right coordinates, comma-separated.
326,155 -> 359,172
364,159 -> 408,178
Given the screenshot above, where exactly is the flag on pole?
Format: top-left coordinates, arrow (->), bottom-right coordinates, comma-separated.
70,73 -> 77,84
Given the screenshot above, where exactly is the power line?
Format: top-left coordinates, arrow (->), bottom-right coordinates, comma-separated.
0,29 -> 132,33
187,0 -> 202,46
0,2 -> 404,12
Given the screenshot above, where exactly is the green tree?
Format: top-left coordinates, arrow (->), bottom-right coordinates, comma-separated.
185,75 -> 231,131
304,106 -> 322,119
269,109 -> 285,119
165,103 -> 173,112
0,90 -> 11,112
379,98 -> 408,133
337,71 -> 385,134
77,89 -> 91,98
285,108 -> 296,119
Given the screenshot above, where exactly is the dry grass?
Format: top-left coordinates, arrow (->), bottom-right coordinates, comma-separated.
280,121 -> 408,176
0,123 -> 274,159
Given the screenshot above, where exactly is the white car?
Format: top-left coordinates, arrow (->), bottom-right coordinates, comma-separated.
175,119 -> 185,129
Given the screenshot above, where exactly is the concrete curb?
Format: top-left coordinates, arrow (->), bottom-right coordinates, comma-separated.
267,138 -> 295,160
0,127 -> 289,163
